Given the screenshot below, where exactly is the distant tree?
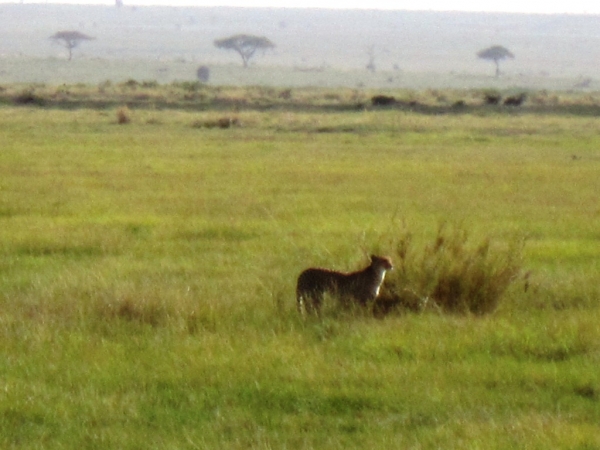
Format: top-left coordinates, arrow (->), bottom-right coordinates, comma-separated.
116,0 -> 123,7
196,65 -> 210,82
214,34 -> 275,68
50,31 -> 94,61
477,45 -> 514,77
366,45 -> 376,73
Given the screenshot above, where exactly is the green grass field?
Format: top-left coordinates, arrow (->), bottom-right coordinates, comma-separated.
1,86 -> 599,448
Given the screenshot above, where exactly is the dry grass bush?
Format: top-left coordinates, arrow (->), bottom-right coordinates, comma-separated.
91,288 -> 218,334
116,106 -> 131,124
379,224 -> 524,316
98,295 -> 168,327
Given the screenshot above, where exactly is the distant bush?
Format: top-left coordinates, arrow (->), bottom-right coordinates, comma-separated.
483,91 -> 502,105
98,80 -> 112,94
278,89 -> 292,100
196,65 -> 210,82
122,79 -> 139,89
379,224 -> 524,316
116,106 -> 132,124
504,93 -> 527,106
13,89 -> 45,106
175,81 -> 204,92
141,80 -> 159,89
371,94 -> 396,106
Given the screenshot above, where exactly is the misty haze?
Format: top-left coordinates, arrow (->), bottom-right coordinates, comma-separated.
1,3 -> 599,89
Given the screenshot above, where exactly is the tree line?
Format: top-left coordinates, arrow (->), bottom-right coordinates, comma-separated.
50,30 -> 513,78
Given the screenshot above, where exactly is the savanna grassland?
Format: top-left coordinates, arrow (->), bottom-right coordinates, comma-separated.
1,84 -> 600,449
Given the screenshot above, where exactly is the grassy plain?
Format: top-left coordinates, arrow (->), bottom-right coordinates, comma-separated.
1,57 -> 593,91
0,86 -> 600,448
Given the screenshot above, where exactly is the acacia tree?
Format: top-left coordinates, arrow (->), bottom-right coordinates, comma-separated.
477,45 -> 514,77
366,45 -> 376,73
214,34 -> 275,68
50,31 -> 94,61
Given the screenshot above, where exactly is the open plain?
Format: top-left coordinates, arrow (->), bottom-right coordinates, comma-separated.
0,82 -> 599,448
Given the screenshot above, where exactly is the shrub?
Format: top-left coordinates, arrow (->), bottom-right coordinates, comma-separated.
176,81 -> 204,92
196,65 -> 210,83
141,80 -> 159,88
371,94 -> 396,106
97,80 -> 112,94
13,89 -> 45,106
379,224 -> 524,315
116,106 -> 132,124
483,91 -> 502,105
122,79 -> 139,89
279,88 -> 292,100
504,93 -> 527,106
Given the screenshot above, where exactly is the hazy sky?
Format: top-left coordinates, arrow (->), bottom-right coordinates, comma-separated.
2,0 -> 600,14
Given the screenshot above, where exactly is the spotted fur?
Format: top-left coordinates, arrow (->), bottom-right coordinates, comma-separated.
296,255 -> 393,316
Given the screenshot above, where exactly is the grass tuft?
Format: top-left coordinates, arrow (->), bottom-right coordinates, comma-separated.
381,224 -> 524,315
97,295 -> 168,327
116,105 -> 132,124
191,116 -> 241,129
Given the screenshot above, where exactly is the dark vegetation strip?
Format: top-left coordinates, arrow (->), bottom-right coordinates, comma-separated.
2,82 -> 600,116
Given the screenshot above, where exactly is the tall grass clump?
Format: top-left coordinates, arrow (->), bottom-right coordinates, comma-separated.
381,224 -> 524,315
116,105 -> 131,124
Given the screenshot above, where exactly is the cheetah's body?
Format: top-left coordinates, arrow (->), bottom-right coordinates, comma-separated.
296,255 -> 393,316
